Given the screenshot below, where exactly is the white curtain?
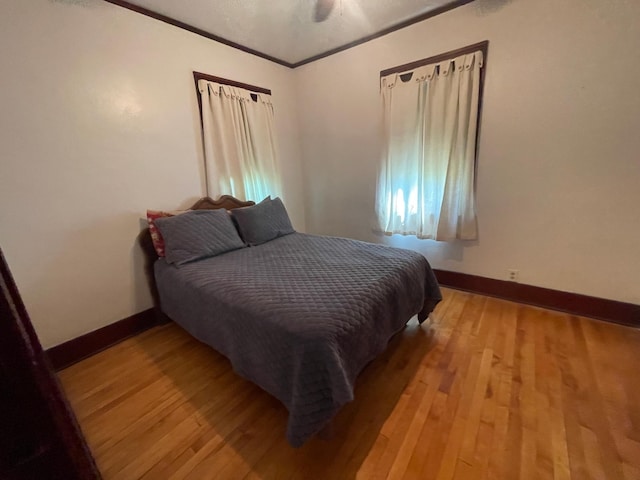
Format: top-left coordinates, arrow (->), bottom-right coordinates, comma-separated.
198,79 -> 282,201
376,51 -> 483,241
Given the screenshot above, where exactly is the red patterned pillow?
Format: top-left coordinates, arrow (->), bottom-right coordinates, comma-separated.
146,210 -> 183,257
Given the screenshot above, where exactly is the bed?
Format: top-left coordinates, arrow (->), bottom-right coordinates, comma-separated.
140,195 -> 442,447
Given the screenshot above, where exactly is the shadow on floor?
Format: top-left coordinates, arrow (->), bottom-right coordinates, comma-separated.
137,317 -> 437,479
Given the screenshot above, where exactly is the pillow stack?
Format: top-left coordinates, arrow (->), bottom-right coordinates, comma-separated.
146,196 -> 295,266
154,209 -> 246,265
146,209 -> 181,257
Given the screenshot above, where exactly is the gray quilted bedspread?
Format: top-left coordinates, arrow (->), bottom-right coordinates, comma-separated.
154,233 -> 441,447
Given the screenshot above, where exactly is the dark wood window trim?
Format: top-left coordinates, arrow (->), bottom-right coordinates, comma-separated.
192,72 -> 272,96
380,40 -> 489,78
193,71 -> 272,124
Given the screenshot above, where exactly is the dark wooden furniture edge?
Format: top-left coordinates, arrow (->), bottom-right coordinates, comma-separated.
1,248 -> 101,477
103,0 -> 474,69
433,269 -> 640,327
46,308 -> 161,371
188,195 -> 256,210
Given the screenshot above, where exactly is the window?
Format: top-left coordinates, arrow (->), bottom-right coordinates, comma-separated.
376,42 -> 488,241
194,72 -> 281,201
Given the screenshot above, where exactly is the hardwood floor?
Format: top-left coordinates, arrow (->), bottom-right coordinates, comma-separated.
58,288 -> 640,479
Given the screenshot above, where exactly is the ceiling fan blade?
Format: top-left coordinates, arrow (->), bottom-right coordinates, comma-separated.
314,0 -> 336,22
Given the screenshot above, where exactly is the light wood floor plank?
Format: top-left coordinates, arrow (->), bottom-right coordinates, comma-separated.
532,313 -> 554,480
58,288 -> 640,479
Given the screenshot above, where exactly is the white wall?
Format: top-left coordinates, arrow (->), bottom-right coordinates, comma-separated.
2,0 -> 638,349
0,0 -> 305,348
295,0 -> 640,304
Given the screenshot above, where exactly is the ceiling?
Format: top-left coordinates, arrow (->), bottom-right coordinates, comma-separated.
109,0 -> 472,67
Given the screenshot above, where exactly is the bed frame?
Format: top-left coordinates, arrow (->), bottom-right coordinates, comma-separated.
138,195 -> 254,312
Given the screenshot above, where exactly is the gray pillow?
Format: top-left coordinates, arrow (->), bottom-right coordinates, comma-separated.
154,209 -> 245,265
231,197 -> 295,246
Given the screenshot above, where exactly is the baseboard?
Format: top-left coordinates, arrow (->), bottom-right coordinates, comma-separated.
433,269 -> 640,327
45,273 -> 638,370
46,308 -> 161,371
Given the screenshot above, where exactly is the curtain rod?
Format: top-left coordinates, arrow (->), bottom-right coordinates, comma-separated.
192,71 -> 272,95
380,40 -> 489,78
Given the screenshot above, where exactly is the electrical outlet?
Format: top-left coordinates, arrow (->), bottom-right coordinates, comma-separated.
508,269 -> 519,282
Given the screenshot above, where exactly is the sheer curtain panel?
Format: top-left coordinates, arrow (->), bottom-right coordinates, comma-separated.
377,50 -> 483,241
198,80 -> 282,201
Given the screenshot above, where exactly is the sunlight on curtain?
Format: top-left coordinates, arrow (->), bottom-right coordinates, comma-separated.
376,51 -> 483,241
198,80 -> 282,201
